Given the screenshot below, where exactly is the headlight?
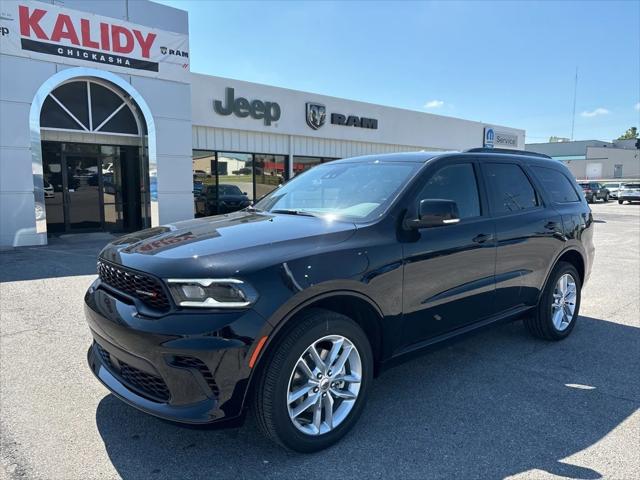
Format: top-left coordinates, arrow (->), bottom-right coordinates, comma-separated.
166,278 -> 258,308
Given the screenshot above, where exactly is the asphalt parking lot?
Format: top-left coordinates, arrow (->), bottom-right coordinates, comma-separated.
1,202 -> 638,480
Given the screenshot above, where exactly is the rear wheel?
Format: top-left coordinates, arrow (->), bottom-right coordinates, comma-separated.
619,199 -> 624,204
253,309 -> 373,452
525,261 -> 581,340
604,193 -> 609,202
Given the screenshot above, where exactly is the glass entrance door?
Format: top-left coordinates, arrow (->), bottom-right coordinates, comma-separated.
63,154 -> 102,231
42,142 -> 145,234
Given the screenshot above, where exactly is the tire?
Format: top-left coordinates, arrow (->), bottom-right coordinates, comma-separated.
619,200 -> 623,204
253,308 -> 373,452
525,261 -> 581,341
587,196 -> 593,204
604,194 -> 609,202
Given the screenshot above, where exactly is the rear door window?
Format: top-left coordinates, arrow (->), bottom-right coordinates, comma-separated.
484,163 -> 539,214
417,163 -> 481,219
530,166 -> 580,203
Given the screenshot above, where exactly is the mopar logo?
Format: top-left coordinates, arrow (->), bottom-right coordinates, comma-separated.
484,127 -> 495,148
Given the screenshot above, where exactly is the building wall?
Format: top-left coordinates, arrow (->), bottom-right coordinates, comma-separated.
0,0 -> 193,247
192,126 -> 428,158
191,73 -> 525,153
525,140 -> 613,158
560,147 -> 639,180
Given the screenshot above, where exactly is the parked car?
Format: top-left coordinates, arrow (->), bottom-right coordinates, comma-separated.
578,181 -> 609,203
618,183 -> 640,204
43,181 -> 54,198
85,149 -> 594,452
194,183 -> 251,215
602,182 -> 625,199
192,180 -> 204,197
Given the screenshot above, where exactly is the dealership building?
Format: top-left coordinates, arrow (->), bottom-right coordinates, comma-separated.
0,0 -> 525,248
525,139 -> 639,181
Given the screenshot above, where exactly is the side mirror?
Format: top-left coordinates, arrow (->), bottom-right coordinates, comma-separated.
411,199 -> 460,228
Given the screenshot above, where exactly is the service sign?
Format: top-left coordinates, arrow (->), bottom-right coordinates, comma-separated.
0,0 -> 190,82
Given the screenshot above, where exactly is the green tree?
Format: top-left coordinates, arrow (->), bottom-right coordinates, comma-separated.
617,127 -> 638,140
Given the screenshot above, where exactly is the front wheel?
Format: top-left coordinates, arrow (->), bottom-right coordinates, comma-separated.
619,199 -> 624,204
525,261 -> 581,340
253,309 -> 373,452
604,193 -> 609,202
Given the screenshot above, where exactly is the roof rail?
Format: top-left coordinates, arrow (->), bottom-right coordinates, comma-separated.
465,147 -> 552,159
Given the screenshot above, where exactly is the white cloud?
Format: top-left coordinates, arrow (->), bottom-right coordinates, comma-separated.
635,102 -> 640,111
581,107 -> 610,118
424,100 -> 444,109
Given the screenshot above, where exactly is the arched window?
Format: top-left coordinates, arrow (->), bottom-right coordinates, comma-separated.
40,80 -> 141,135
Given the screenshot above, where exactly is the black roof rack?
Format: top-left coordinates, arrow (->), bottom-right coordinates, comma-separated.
464,147 -> 552,159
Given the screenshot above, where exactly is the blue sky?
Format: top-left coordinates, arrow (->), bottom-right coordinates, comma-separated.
159,0 -> 639,143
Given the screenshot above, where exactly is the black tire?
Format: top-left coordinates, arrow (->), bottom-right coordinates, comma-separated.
618,199 -> 623,204
587,196 -> 593,204
253,308 -> 373,452
525,261 -> 581,341
604,194 -> 609,202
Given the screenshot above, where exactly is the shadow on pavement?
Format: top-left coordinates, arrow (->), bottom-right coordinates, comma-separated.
0,233 -> 117,282
96,315 -> 639,480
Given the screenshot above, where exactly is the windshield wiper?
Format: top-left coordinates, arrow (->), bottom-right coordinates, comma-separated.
270,209 -> 320,218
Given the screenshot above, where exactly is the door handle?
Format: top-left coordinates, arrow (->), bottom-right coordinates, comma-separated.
472,233 -> 491,244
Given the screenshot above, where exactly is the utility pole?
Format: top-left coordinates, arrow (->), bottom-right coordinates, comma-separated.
570,67 -> 578,141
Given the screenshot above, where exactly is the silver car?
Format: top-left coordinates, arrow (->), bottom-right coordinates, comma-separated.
603,182 -> 625,199
618,183 -> 640,204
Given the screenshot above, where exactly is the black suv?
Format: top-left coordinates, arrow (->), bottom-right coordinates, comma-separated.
578,181 -> 610,203
85,149 -> 594,452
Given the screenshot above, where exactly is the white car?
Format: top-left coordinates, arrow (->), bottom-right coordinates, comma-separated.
43,182 -> 54,198
618,183 -> 640,204
603,182 -> 624,199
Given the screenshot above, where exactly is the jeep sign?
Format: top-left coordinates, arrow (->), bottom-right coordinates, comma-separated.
214,87 -> 281,126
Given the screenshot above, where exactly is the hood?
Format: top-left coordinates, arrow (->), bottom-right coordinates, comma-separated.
99,210 -> 357,277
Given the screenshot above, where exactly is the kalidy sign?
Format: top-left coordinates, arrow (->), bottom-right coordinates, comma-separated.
0,1 -> 190,82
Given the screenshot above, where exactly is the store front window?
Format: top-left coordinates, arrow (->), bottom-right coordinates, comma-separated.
193,151 -> 287,217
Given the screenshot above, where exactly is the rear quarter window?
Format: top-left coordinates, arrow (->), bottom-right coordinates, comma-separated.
484,163 -> 539,214
531,166 -> 581,203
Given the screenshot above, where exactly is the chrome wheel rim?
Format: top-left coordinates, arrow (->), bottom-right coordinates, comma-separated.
551,273 -> 577,331
287,335 -> 362,436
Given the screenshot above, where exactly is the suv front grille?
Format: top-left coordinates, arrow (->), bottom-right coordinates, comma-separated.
94,342 -> 170,402
97,260 -> 170,311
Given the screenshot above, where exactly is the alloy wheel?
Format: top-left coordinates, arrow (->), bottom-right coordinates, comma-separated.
286,335 -> 362,436
551,273 -> 577,331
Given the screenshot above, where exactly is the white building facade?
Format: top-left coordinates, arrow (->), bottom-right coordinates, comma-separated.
0,0 -> 525,248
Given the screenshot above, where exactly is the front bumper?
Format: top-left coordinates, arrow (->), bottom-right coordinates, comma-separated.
85,281 -> 269,424
620,196 -> 640,202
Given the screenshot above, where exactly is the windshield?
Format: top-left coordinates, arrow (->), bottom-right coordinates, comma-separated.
623,183 -> 640,189
254,161 -> 420,222
603,183 -> 619,188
